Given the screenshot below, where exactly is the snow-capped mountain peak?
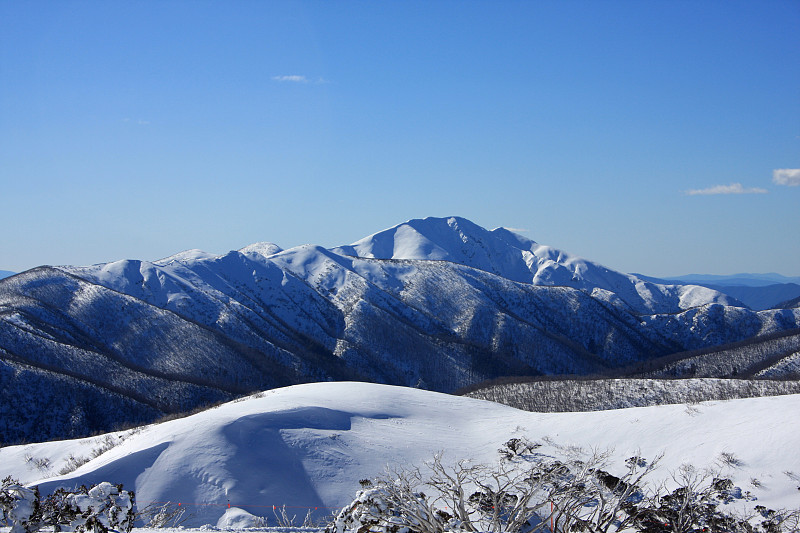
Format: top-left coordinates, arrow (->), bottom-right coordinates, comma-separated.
332,216 -> 740,314
334,216 -> 545,283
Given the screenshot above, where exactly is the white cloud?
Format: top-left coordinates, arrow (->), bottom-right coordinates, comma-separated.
501,227 -> 530,234
272,75 -> 330,84
684,183 -> 768,196
773,168 -> 800,186
272,75 -> 309,83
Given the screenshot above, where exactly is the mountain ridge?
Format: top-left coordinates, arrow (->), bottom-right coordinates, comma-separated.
635,272 -> 800,311
1,216 -> 798,444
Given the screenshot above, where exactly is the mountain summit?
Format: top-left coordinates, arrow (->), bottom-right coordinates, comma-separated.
334,216 -> 539,282
335,216 -> 740,314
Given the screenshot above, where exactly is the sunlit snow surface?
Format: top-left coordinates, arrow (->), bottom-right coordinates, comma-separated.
2,383 -> 799,527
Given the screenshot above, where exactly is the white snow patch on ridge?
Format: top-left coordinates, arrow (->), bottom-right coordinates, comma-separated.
239,242 -> 284,259
153,249 -> 221,266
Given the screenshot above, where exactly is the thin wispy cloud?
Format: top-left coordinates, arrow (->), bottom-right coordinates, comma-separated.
272,75 -> 309,83
684,183 -> 768,196
271,75 -> 329,84
773,168 -> 800,186
501,227 -> 530,234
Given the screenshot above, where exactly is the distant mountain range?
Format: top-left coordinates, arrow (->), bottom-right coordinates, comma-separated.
1,216 -> 799,444
634,273 -> 800,310
654,273 -> 800,286
0,270 -> 15,280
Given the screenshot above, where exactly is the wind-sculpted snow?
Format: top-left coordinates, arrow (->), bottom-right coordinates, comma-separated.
1,217 -> 798,444
1,383 -> 799,527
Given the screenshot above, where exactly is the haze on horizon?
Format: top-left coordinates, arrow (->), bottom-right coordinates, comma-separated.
1,1 -> 798,277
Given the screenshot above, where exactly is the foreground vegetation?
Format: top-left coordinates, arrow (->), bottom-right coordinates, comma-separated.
330,439 -> 800,533
5,439 -> 799,533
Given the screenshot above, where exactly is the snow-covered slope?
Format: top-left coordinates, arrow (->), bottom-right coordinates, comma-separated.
2,382 -> 798,527
334,216 -> 741,314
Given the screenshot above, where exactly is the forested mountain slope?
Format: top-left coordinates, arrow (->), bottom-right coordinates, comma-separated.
462,377 -> 800,412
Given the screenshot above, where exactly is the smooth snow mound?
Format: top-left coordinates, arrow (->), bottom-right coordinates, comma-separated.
2,382 -> 798,527
239,242 -> 284,259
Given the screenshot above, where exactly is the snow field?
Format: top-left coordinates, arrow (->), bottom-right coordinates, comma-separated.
2,382 -> 799,528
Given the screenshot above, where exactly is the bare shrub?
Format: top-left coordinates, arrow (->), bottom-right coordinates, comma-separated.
90,436 -> 119,459
135,501 -> 190,528
329,440 -> 799,533
328,440 -> 661,533
58,454 -> 90,476
717,451 -> 743,468
272,504 -> 314,527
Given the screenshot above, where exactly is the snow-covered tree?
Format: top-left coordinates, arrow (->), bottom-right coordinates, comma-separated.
1,479 -> 133,533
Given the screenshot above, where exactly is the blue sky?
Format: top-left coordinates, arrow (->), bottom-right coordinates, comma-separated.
1,0 -> 798,276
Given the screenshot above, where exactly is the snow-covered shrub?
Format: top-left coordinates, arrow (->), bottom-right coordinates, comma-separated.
629,465 -> 800,533
38,487 -> 81,532
328,478 -> 451,533
90,435 -> 121,459
65,482 -> 135,533
23,454 -> 52,474
0,476 -> 135,533
1,476 -> 40,533
1,479 -> 134,533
